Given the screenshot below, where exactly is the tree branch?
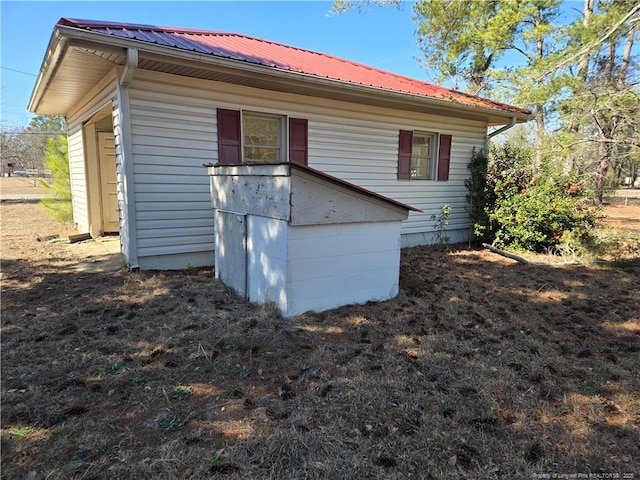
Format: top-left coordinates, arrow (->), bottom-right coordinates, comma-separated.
538,3 -> 640,80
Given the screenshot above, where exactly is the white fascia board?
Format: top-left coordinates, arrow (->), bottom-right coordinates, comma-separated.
28,29 -> 69,113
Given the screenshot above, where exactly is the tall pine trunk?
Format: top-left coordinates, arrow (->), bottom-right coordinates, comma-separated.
564,0 -> 595,174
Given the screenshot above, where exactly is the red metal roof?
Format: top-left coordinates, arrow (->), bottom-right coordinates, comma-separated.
58,18 -> 530,116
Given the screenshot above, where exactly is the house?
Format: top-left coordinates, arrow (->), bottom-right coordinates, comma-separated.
29,18 -> 531,271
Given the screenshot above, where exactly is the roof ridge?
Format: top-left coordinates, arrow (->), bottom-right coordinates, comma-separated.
58,18 -> 236,36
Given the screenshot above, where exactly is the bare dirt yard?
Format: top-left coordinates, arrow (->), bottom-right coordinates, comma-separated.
1,201 -> 639,479
0,177 -> 49,196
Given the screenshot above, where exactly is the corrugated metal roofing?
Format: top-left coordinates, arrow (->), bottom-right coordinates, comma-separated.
57,18 -> 530,115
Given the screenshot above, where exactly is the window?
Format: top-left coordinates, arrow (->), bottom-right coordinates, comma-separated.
243,113 -> 283,162
397,130 -> 452,181
411,132 -> 438,179
216,109 -> 308,166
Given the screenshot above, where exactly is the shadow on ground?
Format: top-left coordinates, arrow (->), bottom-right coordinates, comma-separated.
1,245 -> 639,479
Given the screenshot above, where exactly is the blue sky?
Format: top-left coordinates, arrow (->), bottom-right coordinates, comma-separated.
1,0 -> 426,128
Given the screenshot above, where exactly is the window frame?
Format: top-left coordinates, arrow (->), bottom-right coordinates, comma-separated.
241,111 -> 287,163
410,131 -> 439,180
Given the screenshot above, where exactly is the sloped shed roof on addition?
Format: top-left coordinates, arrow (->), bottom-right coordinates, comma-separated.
55,18 -> 530,116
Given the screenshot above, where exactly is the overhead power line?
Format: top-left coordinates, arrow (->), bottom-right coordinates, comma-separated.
1,66 -> 37,77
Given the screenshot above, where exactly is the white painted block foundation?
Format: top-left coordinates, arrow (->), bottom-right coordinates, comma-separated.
209,163 -> 413,317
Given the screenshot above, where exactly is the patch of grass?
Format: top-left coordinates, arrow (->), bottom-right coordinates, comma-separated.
195,357 -> 213,368
225,336 -> 247,350
160,416 -> 180,430
279,457 -> 295,474
107,362 -> 124,374
50,430 -> 72,442
577,383 -> 597,395
233,366 -> 250,379
194,343 -> 215,369
132,374 -> 147,386
230,387 -> 245,398
10,426 -> 36,438
7,371 -> 27,380
208,449 -> 225,465
170,385 -> 192,400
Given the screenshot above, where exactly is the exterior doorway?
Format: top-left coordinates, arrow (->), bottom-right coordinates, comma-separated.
97,132 -> 118,233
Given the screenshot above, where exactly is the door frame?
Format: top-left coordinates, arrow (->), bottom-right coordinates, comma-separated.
83,104 -> 117,237
97,131 -> 118,233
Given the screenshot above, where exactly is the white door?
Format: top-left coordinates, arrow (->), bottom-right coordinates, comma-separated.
97,132 -> 119,233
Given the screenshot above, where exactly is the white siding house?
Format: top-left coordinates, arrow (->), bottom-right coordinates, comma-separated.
29,19 -> 531,272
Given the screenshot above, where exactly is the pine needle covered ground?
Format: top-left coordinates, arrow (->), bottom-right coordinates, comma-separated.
1,202 -> 638,479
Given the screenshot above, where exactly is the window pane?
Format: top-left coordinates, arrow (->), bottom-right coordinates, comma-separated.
413,134 -> 431,157
244,146 -> 280,161
411,132 -> 436,179
242,114 -> 282,162
244,133 -> 278,146
244,117 -> 278,135
411,156 -> 428,178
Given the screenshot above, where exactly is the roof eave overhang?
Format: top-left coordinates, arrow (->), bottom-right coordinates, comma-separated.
31,25 -> 533,125
28,28 -> 69,113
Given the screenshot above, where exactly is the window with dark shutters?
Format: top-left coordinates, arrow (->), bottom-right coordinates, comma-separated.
216,109 -> 310,165
289,118 -> 308,165
397,130 -> 452,181
216,109 -> 242,164
437,134 -> 452,182
397,130 -> 413,180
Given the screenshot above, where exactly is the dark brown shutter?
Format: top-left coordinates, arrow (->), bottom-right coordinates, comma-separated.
397,130 -> 413,180
216,108 -> 241,164
289,118 -> 308,165
437,134 -> 452,181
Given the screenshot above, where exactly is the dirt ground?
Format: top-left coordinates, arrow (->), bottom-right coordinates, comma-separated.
1,201 -> 639,479
0,177 -> 49,195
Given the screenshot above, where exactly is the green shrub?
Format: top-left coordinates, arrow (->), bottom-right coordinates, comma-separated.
467,142 -> 598,253
465,148 -> 491,243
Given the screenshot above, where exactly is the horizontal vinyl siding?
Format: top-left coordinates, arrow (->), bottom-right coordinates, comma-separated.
130,70 -> 487,252
308,115 -> 484,236
66,74 -> 118,236
66,123 -> 89,232
128,81 -> 216,260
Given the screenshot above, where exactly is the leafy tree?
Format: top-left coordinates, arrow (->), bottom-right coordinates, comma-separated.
28,115 -> 66,134
1,116 -> 67,176
554,0 -> 640,200
413,0 -> 558,96
40,135 -> 72,223
333,0 -> 640,199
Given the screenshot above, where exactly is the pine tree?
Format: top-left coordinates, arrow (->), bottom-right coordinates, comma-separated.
40,135 -> 73,223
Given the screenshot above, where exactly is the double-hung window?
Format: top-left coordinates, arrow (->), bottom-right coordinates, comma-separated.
411,131 -> 438,180
243,113 -> 283,162
216,108 -> 308,166
397,130 -> 452,181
